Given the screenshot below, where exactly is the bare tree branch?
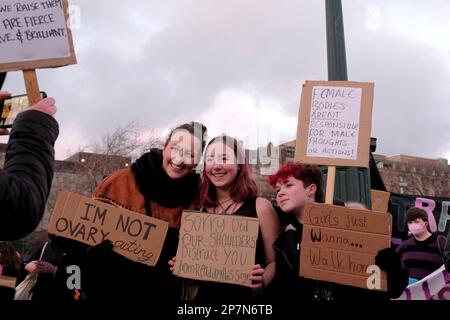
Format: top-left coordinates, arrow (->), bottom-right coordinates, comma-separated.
65,121 -> 164,194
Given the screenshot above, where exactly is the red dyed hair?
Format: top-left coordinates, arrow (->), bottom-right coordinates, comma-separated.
198,135 -> 258,208
268,162 -> 324,202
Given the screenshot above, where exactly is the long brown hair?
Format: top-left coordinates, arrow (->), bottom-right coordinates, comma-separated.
198,135 -> 258,208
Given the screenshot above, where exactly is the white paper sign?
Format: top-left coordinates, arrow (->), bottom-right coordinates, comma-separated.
0,0 -> 71,64
306,86 -> 362,160
394,265 -> 450,300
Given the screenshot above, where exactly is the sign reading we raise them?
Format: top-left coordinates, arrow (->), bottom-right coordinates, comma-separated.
0,0 -> 76,72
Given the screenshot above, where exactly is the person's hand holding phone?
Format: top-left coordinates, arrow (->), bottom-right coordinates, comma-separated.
30,97 -> 57,117
0,91 -> 11,135
0,91 -> 56,132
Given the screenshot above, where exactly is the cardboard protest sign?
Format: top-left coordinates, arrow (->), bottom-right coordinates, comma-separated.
371,189 -> 390,213
173,210 -> 259,287
48,191 -> 169,266
300,202 -> 391,291
295,81 -> 374,168
0,0 -> 76,72
0,276 -> 16,289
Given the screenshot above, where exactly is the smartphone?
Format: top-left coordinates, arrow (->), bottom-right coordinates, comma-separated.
0,92 -> 47,129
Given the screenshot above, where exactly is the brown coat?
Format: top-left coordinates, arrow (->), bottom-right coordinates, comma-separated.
93,169 -> 188,228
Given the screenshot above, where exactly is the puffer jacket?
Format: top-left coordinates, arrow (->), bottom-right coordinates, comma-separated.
0,110 -> 58,240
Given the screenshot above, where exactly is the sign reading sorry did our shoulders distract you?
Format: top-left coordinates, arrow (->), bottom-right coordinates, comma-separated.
173,211 -> 259,287
0,0 -> 76,72
48,192 -> 168,266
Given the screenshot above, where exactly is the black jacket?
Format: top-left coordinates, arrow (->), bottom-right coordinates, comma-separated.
0,110 -> 59,240
270,214 -> 409,301
25,237 -> 88,301
85,227 -> 182,301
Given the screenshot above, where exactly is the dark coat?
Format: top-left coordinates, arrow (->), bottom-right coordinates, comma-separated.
84,150 -> 199,300
0,110 -> 59,240
27,237 -> 88,301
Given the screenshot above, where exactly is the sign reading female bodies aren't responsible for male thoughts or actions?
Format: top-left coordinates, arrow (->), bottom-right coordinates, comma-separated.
295,81 -> 374,168
0,0 -> 76,72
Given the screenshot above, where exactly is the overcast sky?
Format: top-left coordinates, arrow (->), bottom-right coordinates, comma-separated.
2,0 -> 450,162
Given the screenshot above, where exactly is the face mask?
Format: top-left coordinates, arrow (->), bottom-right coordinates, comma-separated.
408,223 -> 426,236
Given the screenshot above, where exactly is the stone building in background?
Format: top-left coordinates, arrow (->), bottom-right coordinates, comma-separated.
373,154 -> 450,197
250,140 -> 450,201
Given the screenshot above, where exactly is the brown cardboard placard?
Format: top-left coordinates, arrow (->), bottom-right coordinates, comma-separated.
0,0 -> 77,72
301,246 -> 387,279
371,189 -> 391,213
302,203 -> 392,234
173,210 -> 259,287
300,246 -> 388,291
300,259 -> 388,291
302,225 -> 390,255
300,203 -> 391,291
48,191 -> 169,266
0,276 -> 16,289
302,203 -> 392,238
295,81 -> 374,168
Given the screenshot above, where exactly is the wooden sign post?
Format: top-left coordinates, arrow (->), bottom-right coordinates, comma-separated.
23,69 -> 41,105
0,0 -> 77,105
325,166 -> 336,204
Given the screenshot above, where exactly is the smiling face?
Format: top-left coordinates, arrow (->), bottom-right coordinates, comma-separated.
162,130 -> 201,179
275,176 -> 316,216
204,141 -> 239,191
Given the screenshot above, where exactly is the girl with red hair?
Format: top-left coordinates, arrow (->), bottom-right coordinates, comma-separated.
268,162 -> 409,301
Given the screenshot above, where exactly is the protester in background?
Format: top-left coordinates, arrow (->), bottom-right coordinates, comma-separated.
0,242 -> 20,278
170,135 -> 280,301
86,121 -> 207,300
0,242 -> 20,300
268,162 -> 409,301
397,207 -> 447,281
22,235 -> 86,300
0,91 -> 59,240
